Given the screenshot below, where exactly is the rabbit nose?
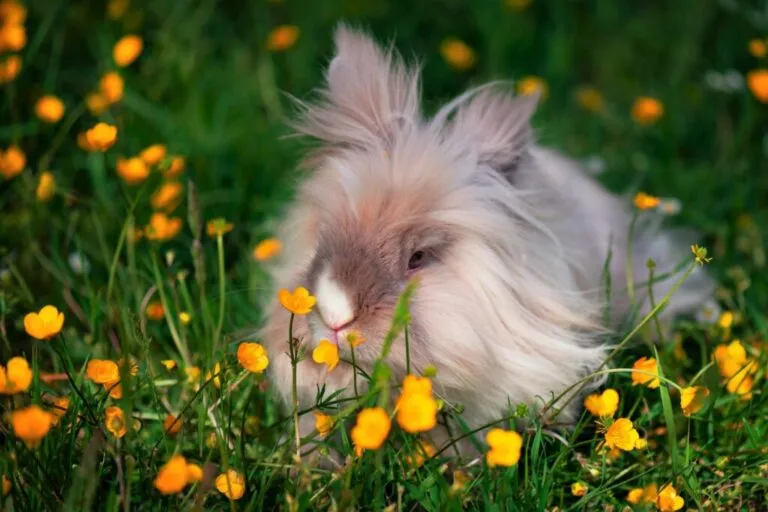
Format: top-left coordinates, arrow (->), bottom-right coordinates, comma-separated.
315,267 -> 356,332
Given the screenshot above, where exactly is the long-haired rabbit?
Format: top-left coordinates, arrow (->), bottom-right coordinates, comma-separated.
259,25 -> 714,453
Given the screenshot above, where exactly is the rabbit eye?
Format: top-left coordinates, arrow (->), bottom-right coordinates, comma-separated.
407,250 -> 426,271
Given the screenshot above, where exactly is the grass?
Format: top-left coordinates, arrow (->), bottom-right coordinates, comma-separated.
1,0 -> 768,510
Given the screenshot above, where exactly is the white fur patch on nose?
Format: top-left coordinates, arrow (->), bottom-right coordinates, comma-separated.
315,267 -> 354,330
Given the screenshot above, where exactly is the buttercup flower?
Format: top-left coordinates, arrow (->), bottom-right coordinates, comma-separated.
571,481 -> 588,497
604,418 -> 640,451
351,407 -> 391,453
86,92 -> 109,115
140,144 -> 167,166
314,411 -> 333,437
747,69 -> 768,103
253,238 -> 282,262
517,76 -> 548,99
401,375 -> 432,396
396,391 -> 438,433
0,1 -> 26,24
105,406 -> 127,438
99,72 -> 124,104
86,359 -> 119,384
440,38 -> 476,71
656,484 -> 684,511
346,330 -> 365,347
179,312 -> 191,325
84,123 -> 117,151
166,156 -> 185,177
718,310 -> 734,330
185,366 -> 201,385
116,157 -> 149,185
154,454 -> 189,495
151,182 -> 182,211
0,55 -> 22,84
631,357 -> 660,388
10,405 -> 54,446
0,23 -> 25,52
237,342 -> 269,373
35,95 -> 65,123
278,287 -> 316,315
24,305 -> 64,340
0,357 -> 33,394
146,302 -> 164,321
267,25 -> 300,51
485,428 -> 523,467
726,372 -> 754,400
680,386 -> 709,416
161,360 -> 176,370
206,218 -> 233,237
312,340 -> 339,372
714,340 -> 756,378
2,475 -> 10,496
583,388 -> 619,418
205,362 -> 222,388
749,39 -> 767,57
576,86 -> 604,112
163,414 -> 182,435
186,463 -> 203,483
0,145 -> 26,180
626,483 -> 658,505
215,470 -> 245,500
631,96 -> 664,125
634,437 -> 648,449
113,35 -> 143,67
49,396 -> 69,425
405,439 -> 436,468
144,212 -> 182,241
633,192 -> 661,210
36,171 -> 56,202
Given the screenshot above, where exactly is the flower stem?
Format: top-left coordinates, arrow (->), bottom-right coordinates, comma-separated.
214,234 -> 226,355
350,345 -> 359,397
288,313 -> 301,462
404,326 -> 411,375
150,252 -> 191,367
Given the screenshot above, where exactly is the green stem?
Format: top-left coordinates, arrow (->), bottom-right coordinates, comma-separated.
404,326 -> 411,375
350,345 -> 359,398
646,264 -> 666,343
288,313 -> 301,462
625,213 -> 638,307
150,252 -> 191,367
214,234 -> 226,353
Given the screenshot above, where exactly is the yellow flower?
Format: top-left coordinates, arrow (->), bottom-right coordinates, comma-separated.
34,95 -> 65,123
145,212 -> 182,241
575,86 -> 604,113
113,35 -> 143,67
185,366 -> 201,385
215,470 -> 245,500
633,192 -> 661,210
99,72 -> 124,104
116,157 -> 149,185
154,454 -> 189,495
253,238 -> 282,262
0,145 -> 26,180
583,388 -> 619,418
748,39 -> 768,58
346,330 -> 365,347
351,407 -> 391,453
634,437 -> 648,449
36,171 -> 56,202
656,484 -> 684,512
726,371 -> 754,400
205,362 -> 222,388
86,92 -> 109,116
267,25 -> 300,52
163,414 -> 182,435
49,396 -> 69,425
571,481 -> 588,497
105,406 -> 127,438
450,470 -> 470,493
604,418 -> 639,451
145,302 -> 164,321
517,76 -> 548,99
10,405 -> 54,446
2,474 -> 10,496
206,218 -> 233,237
312,340 -> 339,372
237,342 -> 269,373
718,311 -> 734,330
186,463 -> 203,483
714,340 -> 756,378
0,1 -> 26,24
24,305 -> 65,340
140,144 -> 167,166
151,182 -> 183,211
278,287 -> 316,315
179,312 -> 191,325
747,69 -> 768,103
0,357 -> 32,394
626,483 -> 657,505
85,123 -> 118,152
0,55 -> 22,84
440,38 -> 476,71
86,359 -> 119,384
396,392 -> 437,434
161,360 -> 176,370
166,156 -> 185,178
680,386 -> 709,416
314,411 -> 333,437
485,428 -> 523,467
631,96 -> 664,125
405,439 -> 436,468
0,23 -> 25,52
631,357 -> 660,388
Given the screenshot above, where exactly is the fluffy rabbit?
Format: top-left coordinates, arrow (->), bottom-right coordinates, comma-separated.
260,25 -> 714,452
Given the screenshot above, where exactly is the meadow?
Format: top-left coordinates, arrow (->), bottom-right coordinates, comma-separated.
1,0 -> 768,510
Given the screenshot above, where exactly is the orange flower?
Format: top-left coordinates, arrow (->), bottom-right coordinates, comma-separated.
113,35 -> 143,67
405,439 -> 436,468
485,428 -> 523,467
0,55 -> 22,84
726,372 -> 754,400
140,144 -> 167,166
631,96 -> 664,125
116,157 -> 149,185
351,407 -> 391,453
206,218 -> 233,237
396,391 -> 438,433
253,238 -> 282,262
163,414 -> 182,435
714,340 -> 756,378
2,474 -> 10,496
0,23 -> 25,52
346,330 -> 365,347
604,418 -> 639,451
237,342 -> 269,373
267,25 -> 300,52
747,69 -> 768,103
144,212 -> 182,241
86,359 -> 119,384
151,182 -> 183,211
154,454 -> 189,494
656,484 -> 685,512
748,39 -> 767,58
633,192 -> 661,210
583,388 -> 619,418
34,95 -> 65,123
680,386 -> 709,416
314,412 -> 333,437
146,302 -> 164,321
105,406 -> 127,438
161,360 -> 176,370
0,145 -> 26,180
626,483 -> 658,505
278,287 -> 316,315
166,156 -> 185,178
312,340 -> 339,372
84,123 -> 118,151
10,405 -> 54,446
215,469 -> 245,500
0,1 -> 26,24
49,396 -> 70,425
23,305 -> 64,340
186,463 -> 203,483
576,86 -> 604,113
99,72 -> 124,104
36,171 -> 56,202
86,92 -> 109,116
517,76 -> 548,99
571,481 -> 588,497
0,357 -> 33,394
440,38 -> 476,71
631,357 -> 660,388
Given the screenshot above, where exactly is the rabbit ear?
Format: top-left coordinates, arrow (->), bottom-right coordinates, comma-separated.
443,87 -> 539,178
293,24 -> 421,152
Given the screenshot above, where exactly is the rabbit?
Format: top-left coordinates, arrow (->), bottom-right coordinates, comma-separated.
259,24 -> 715,458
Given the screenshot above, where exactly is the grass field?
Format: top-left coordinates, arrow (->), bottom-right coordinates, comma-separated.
2,0 -> 768,510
